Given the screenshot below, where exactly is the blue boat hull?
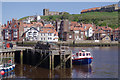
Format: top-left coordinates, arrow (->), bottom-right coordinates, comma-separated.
0,65 -> 15,73
72,58 -> 92,65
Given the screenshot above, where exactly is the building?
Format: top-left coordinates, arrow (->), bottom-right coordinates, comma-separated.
100,26 -> 113,40
59,20 -> 71,41
38,25 -> 58,42
81,24 -> 94,38
22,23 -> 58,42
2,19 -> 19,42
93,26 -> 106,40
81,4 -> 119,14
22,15 -> 41,24
43,9 -> 67,16
23,27 -> 39,41
113,27 -> 120,41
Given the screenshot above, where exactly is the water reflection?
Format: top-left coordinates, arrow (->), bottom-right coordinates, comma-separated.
1,46 -> 118,78
0,71 -> 15,79
72,64 -> 92,78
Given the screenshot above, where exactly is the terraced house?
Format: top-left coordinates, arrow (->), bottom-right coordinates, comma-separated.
22,23 -> 58,42
2,19 -> 19,41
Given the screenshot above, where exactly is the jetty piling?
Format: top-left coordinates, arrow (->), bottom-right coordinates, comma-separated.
0,45 -> 72,70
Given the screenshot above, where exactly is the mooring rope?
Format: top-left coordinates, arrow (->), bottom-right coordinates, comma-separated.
30,51 -> 52,70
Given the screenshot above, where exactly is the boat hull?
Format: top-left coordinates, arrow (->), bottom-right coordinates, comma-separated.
72,58 -> 92,65
0,64 -> 15,72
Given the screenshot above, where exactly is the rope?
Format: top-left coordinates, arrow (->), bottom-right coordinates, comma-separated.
30,51 -> 52,70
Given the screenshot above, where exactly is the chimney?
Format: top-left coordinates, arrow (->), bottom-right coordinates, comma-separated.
12,18 -> 14,22
10,21 -> 12,24
7,21 -> 9,25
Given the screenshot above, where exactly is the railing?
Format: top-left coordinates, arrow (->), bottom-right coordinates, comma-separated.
35,49 -> 72,55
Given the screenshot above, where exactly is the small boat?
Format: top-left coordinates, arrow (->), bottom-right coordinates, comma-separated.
0,58 -> 15,73
72,49 -> 93,65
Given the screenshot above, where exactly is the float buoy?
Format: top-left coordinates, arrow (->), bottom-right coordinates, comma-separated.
0,71 -> 5,75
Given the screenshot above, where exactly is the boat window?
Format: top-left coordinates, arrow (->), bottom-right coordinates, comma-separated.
79,53 -> 81,56
83,53 -> 85,56
89,53 -> 90,56
86,53 -> 88,56
76,53 -> 78,56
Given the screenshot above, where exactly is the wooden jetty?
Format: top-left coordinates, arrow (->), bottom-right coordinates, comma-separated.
21,49 -> 72,70
0,42 -> 72,70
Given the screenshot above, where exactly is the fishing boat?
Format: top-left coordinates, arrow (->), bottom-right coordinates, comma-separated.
0,57 -> 15,73
72,49 -> 93,65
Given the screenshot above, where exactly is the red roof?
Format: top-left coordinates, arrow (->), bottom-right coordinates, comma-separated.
70,21 -> 78,26
114,27 -> 120,30
100,26 -> 113,31
44,24 -> 54,28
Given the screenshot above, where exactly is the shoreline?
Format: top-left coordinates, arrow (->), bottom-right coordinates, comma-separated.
16,41 -> 119,47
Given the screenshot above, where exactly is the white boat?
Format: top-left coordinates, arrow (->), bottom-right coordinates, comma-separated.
72,49 -> 93,65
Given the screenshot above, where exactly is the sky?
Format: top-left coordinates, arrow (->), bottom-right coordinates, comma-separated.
1,2 -> 118,24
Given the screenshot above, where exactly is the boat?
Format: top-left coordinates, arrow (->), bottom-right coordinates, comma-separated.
0,57 -> 15,73
72,49 -> 93,65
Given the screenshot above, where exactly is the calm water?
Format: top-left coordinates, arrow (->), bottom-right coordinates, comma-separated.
1,46 -> 118,78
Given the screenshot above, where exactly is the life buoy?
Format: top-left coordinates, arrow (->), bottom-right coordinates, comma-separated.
6,43 -> 10,48
8,60 -> 12,63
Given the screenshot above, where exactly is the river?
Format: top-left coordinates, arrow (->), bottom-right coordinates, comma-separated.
1,46 -> 118,78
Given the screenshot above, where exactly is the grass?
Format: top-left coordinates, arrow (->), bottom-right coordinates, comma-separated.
18,12 -> 118,29
41,12 -> 118,29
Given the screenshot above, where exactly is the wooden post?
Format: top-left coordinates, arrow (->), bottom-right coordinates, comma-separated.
20,50 -> 23,65
12,52 -> 15,64
7,52 -> 9,57
60,54 -> 62,69
63,54 -> 66,69
70,50 -> 72,68
0,53 -> 2,64
49,70 -> 52,78
52,54 -> 54,70
49,55 -> 51,70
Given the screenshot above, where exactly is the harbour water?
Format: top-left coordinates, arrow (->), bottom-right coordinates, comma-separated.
1,46 -> 118,78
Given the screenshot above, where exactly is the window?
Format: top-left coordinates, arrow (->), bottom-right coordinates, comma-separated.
69,35 -> 72,39
41,38 -> 42,40
86,53 -> 88,56
50,33 -> 52,36
28,32 -> 32,35
80,53 -> 81,56
83,53 -> 85,56
89,53 -> 90,56
76,53 -> 78,56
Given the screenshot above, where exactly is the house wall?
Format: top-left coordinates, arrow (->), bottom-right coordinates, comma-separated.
24,27 -> 39,41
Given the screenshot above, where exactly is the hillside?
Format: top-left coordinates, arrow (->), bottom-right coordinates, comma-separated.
19,12 -> 118,29
41,12 -> 118,29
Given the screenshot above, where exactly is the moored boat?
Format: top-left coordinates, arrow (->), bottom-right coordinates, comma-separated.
0,58 -> 15,74
72,49 -> 93,65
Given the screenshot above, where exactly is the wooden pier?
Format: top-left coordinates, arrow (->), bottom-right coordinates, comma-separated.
0,46 -> 72,70
21,49 -> 72,70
